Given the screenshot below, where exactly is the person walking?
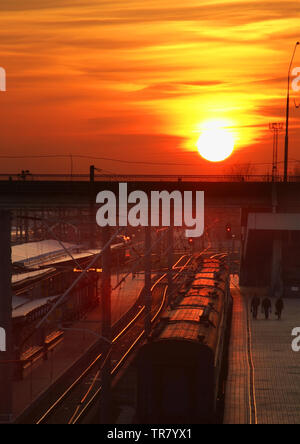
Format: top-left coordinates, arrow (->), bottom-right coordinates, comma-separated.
250,294 -> 260,320
262,297 -> 272,320
275,298 -> 284,320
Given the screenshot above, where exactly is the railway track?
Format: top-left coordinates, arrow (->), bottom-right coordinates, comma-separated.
34,254 -> 192,424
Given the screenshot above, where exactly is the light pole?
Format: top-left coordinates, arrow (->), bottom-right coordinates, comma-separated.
284,42 -> 299,182
269,122 -> 283,182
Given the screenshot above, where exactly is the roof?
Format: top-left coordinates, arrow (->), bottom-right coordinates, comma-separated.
179,295 -> 209,307
12,268 -> 55,286
167,308 -> 204,323
195,272 -> 216,279
12,240 -> 82,267
12,295 -> 29,310
187,287 -> 222,299
160,322 -> 200,341
12,240 -> 125,268
193,278 -> 217,288
12,295 -> 59,319
40,251 -> 98,266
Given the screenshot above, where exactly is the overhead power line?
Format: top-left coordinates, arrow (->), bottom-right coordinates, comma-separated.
1,153 -> 300,167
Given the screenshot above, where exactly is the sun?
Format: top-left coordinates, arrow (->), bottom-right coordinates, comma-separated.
196,121 -> 235,162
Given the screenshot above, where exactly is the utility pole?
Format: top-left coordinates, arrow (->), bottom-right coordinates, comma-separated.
90,165 -> 95,183
284,42 -> 299,182
0,211 -> 13,424
100,226 -> 112,424
89,165 -> 95,249
144,227 -> 152,337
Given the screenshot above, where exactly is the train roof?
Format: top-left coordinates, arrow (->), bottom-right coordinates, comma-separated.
12,240 -> 82,267
12,294 -> 59,319
12,267 -> 56,287
147,255 -> 229,348
160,321 -> 200,342
12,240 -> 126,270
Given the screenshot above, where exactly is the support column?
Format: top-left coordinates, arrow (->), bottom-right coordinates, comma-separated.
144,227 -> 152,337
19,209 -> 23,243
167,226 -> 174,304
89,165 -> 96,249
100,226 -> 112,424
24,209 -> 29,243
271,237 -> 282,296
0,211 -> 13,423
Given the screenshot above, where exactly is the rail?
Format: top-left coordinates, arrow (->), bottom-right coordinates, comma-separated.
34,254 -> 192,424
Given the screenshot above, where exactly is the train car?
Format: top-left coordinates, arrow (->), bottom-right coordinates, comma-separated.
12,269 -> 99,378
137,255 -> 232,424
10,240 -> 131,379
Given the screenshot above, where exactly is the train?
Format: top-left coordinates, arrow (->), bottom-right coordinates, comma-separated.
136,253 -> 232,424
11,242 -> 128,378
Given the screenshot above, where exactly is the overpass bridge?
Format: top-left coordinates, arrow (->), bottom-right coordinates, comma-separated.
0,178 -> 300,210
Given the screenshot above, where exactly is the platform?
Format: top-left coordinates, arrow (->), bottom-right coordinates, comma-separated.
224,277 -> 300,424
11,272 -> 146,422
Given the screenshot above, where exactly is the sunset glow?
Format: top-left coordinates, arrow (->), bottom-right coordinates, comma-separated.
1,1 -> 300,175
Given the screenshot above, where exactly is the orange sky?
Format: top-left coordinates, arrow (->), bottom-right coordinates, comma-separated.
1,0 -> 300,176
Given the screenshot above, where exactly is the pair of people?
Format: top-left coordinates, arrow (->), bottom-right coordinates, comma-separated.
251,295 -> 284,320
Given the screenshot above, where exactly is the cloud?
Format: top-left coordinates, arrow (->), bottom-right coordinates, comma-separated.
1,0 -> 300,174
0,0 -> 99,11
25,1 -> 300,27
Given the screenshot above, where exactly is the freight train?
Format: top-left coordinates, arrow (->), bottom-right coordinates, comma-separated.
137,253 -> 232,424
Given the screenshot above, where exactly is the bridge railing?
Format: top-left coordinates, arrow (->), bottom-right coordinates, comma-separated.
1,173 -> 300,182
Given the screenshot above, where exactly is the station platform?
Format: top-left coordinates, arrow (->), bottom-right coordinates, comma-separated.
11,272 -> 146,422
224,277 -> 300,424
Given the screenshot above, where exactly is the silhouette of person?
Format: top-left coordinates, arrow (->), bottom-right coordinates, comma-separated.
275,298 -> 284,320
250,294 -> 260,320
262,297 -> 272,320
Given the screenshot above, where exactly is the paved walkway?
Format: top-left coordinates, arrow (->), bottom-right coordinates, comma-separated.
224,278 -> 300,424
250,297 -> 300,424
223,276 -> 250,424
12,272 -> 146,421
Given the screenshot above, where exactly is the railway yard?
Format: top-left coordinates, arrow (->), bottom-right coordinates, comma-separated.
1,205 -> 300,426
13,254 -> 193,424
3,244 -> 300,425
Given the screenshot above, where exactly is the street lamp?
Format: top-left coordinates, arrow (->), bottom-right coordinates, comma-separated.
284,42 -> 300,182
269,122 -> 283,182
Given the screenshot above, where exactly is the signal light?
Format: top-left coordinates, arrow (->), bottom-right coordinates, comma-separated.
188,237 -> 193,244
73,268 -> 102,273
225,224 -> 232,239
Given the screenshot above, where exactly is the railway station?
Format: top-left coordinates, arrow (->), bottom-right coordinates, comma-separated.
3,0 -> 300,430
0,179 -> 300,426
